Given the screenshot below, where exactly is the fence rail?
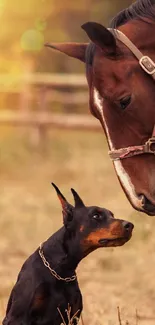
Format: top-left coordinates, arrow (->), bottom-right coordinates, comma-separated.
0,110 -> 100,130
0,73 -> 87,92
0,73 -> 101,145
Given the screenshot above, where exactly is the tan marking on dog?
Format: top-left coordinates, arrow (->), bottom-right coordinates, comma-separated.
82,220 -> 124,250
32,293 -> 45,309
80,225 -> 84,232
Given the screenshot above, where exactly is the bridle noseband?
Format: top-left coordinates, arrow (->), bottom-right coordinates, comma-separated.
107,29 -> 155,161
109,126 -> 155,161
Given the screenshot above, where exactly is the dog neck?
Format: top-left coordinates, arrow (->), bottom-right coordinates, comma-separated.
42,227 -> 82,278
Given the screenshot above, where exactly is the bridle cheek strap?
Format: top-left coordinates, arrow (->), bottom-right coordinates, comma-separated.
109,29 -> 155,80
108,29 -> 155,161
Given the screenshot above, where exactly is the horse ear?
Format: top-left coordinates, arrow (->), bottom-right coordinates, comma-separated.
71,188 -> 85,208
45,43 -> 88,62
52,183 -> 73,226
81,22 -> 116,55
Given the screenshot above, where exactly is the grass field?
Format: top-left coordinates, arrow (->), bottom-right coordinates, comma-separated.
1,128 -> 155,324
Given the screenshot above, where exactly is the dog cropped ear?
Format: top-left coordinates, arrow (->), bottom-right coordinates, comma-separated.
71,188 -> 85,208
81,22 -> 117,55
45,43 -> 88,63
52,183 -> 73,227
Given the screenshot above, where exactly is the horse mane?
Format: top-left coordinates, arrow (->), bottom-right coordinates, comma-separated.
110,0 -> 155,28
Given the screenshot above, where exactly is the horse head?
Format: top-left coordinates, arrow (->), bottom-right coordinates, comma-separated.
46,0 -> 155,216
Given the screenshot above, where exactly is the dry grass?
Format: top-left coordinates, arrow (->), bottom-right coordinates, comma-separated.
57,304 -> 80,325
1,128 -> 155,324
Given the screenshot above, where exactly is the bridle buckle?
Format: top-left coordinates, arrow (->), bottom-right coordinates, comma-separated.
139,56 -> 155,75
145,137 -> 155,154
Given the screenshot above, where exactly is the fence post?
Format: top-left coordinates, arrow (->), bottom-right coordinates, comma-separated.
20,55 -> 39,147
37,85 -> 48,149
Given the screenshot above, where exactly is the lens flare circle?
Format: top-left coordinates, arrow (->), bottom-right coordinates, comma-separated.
21,29 -> 44,52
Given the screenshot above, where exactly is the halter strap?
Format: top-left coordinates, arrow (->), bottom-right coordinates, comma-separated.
109,28 -> 155,80
109,135 -> 155,161
108,29 -> 155,161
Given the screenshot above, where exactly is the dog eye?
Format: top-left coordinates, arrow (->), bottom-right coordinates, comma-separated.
119,95 -> 131,110
92,214 -> 102,221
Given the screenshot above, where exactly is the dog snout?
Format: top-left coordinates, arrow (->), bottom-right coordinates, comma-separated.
122,221 -> 134,232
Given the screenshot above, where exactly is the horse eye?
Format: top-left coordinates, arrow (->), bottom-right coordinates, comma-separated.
119,96 -> 131,110
92,214 -> 102,221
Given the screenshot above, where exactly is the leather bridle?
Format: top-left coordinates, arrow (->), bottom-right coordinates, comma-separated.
107,29 -> 155,161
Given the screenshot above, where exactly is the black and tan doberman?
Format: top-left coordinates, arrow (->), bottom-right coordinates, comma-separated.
3,183 -> 134,325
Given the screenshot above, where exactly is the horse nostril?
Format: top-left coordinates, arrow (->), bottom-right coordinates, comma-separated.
140,194 -> 149,207
140,194 -> 155,213
122,221 -> 134,231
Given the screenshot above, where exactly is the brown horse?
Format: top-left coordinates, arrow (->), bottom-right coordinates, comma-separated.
46,0 -> 155,216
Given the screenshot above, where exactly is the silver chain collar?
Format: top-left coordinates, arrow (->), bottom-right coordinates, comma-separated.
39,242 -> 77,283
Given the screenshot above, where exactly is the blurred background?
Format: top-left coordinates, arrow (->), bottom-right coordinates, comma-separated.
1,0 -> 155,324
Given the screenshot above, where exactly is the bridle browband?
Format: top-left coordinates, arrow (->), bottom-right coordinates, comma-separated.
106,29 -> 155,161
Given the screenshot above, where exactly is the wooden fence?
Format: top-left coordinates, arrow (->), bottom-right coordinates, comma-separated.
0,73 -> 101,145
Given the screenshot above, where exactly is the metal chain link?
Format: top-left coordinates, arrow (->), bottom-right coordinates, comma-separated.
39,242 -> 77,282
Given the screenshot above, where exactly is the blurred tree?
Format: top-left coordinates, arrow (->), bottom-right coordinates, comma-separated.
0,0 -> 133,74
44,0 -> 133,73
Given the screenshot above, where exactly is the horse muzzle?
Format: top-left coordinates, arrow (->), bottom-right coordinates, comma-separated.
139,194 -> 155,216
